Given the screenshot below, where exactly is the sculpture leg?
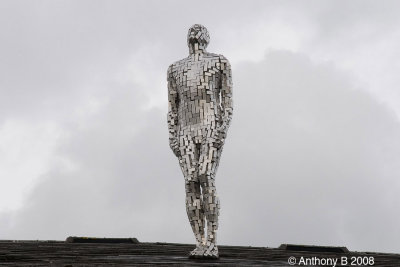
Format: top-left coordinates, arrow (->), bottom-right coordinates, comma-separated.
185,180 -> 205,244
198,137 -> 222,258
178,134 -> 205,248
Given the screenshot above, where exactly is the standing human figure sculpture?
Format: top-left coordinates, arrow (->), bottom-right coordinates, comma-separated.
167,24 -> 233,259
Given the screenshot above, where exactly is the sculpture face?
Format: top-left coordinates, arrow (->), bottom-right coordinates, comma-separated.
187,24 -> 210,49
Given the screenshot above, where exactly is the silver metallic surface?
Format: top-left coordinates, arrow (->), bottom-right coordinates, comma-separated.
167,24 -> 233,259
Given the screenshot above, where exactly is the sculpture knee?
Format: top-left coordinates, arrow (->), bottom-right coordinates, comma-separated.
185,181 -> 203,218
203,194 -> 220,219
200,176 -> 220,220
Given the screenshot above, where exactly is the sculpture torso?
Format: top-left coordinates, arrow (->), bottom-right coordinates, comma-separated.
169,52 -> 225,130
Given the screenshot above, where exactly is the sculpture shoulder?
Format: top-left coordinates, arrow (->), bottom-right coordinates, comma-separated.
204,53 -> 231,68
203,52 -> 228,60
168,57 -> 188,74
217,54 -> 231,66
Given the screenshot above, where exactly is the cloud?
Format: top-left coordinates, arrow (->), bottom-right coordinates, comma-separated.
0,119 -> 62,211
0,76 -> 190,242
218,50 -> 400,253
2,49 -> 400,253
1,0 -> 400,254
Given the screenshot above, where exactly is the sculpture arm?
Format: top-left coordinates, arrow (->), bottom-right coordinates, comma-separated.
219,55 -> 233,135
167,64 -> 180,156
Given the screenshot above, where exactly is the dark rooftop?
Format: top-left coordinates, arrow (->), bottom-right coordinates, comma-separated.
0,238 -> 399,266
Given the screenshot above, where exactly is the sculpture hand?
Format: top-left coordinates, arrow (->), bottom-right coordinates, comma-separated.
214,126 -> 226,149
169,138 -> 181,157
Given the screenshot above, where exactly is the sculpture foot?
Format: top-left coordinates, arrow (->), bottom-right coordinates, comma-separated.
203,243 -> 219,259
188,243 -> 219,259
188,243 -> 206,259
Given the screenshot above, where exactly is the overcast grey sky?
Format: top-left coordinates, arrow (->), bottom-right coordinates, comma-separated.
1,0 -> 400,254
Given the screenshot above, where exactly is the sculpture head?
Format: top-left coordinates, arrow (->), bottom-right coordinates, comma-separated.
187,24 -> 210,52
